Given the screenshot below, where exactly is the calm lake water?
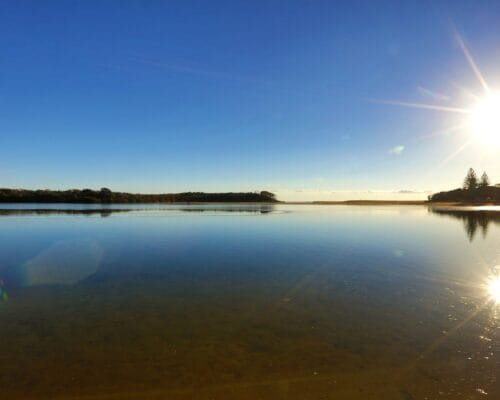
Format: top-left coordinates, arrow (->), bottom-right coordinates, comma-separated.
1,204 -> 499,399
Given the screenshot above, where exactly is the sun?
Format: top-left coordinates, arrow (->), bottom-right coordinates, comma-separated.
468,91 -> 500,147
376,32 -> 500,162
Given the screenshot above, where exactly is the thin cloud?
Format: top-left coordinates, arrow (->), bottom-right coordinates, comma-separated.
133,58 -> 321,97
137,59 -> 242,81
396,190 -> 431,194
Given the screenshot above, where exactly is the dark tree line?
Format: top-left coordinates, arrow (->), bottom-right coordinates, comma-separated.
429,168 -> 499,203
0,188 -> 278,204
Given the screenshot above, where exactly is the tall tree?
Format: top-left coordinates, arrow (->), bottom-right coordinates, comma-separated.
479,172 -> 490,188
463,168 -> 478,190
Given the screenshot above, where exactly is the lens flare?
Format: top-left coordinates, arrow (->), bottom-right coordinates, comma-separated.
0,282 -> 7,303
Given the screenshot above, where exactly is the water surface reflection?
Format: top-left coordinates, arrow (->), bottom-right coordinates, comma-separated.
0,204 -> 499,399
429,207 -> 500,241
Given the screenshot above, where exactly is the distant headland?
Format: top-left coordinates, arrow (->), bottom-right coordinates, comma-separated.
0,188 -> 278,204
428,168 -> 500,205
315,170 -> 499,206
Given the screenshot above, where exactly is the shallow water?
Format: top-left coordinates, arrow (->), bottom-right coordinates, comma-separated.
0,204 -> 499,399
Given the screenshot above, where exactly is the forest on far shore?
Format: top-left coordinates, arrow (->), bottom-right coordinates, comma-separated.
0,188 -> 278,204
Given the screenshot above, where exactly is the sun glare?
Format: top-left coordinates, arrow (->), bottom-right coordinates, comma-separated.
488,276 -> 500,303
379,33 -> 500,160
468,92 -> 500,147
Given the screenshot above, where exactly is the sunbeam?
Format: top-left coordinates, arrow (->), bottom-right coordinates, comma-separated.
454,30 -> 490,94
436,138 -> 472,168
371,99 -> 469,114
411,124 -> 464,143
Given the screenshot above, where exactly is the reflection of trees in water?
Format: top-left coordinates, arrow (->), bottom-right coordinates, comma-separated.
0,205 -> 276,217
0,209 -> 130,217
430,208 -> 500,241
177,205 -> 275,214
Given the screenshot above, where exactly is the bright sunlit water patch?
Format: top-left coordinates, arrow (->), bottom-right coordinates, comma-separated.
488,276 -> 500,303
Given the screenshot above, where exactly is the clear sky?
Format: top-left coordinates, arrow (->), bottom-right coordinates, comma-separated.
1,1 -> 499,201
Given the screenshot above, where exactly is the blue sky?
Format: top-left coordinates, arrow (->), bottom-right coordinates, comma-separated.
1,1 -> 499,200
